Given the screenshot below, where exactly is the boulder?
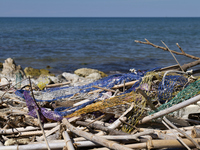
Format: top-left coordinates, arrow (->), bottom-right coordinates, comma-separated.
1,58 -> 24,78
24,67 -> 53,78
62,72 -> 79,83
48,74 -> 68,84
85,72 -> 102,81
74,68 -> 107,78
24,67 -> 41,77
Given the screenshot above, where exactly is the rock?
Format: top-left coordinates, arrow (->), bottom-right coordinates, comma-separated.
24,67 -> 40,77
24,67 -> 53,78
62,72 -> 80,83
85,72 -> 102,81
5,138 -> 30,146
48,74 -> 68,84
74,68 -> 107,78
1,58 -> 24,79
0,77 -> 9,86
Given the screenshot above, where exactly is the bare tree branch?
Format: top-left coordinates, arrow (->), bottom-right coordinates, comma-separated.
135,39 -> 200,60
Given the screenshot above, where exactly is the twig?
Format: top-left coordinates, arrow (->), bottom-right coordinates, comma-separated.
37,124 -> 60,141
35,109 -> 51,150
108,103 -> 134,129
92,86 -> 116,93
163,116 -> 200,149
28,77 -> 51,150
176,43 -> 186,54
135,39 -> 200,60
87,114 -> 106,126
161,40 -> 184,72
162,119 -> 191,150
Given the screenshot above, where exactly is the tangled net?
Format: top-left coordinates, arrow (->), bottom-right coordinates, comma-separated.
150,79 -> 200,114
65,91 -> 145,118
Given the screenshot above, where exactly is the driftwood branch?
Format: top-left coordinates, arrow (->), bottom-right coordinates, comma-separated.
62,118 -> 133,150
139,94 -> 200,124
163,116 -> 200,149
135,39 -> 200,60
76,121 -> 129,135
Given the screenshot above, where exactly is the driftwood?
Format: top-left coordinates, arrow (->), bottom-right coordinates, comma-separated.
62,118 -> 133,150
162,118 -> 192,150
135,39 -> 200,72
139,94 -> 200,124
62,131 -> 75,150
163,116 -> 200,149
135,39 -> 200,60
76,121 -> 129,135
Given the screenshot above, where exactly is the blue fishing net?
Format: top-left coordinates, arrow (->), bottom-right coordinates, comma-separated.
15,68 -> 161,120
157,75 -> 188,103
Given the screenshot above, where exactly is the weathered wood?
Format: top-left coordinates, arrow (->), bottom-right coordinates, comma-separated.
139,94 -> 200,124
62,131 -> 75,150
163,116 -> 200,149
135,39 -> 200,60
62,118 -> 133,150
76,121 -> 129,135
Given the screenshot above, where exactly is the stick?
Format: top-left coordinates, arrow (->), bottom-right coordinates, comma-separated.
139,94 -> 200,124
62,118 -> 133,150
29,77 -> 51,150
37,124 -> 60,141
76,121 -> 129,135
162,119 -> 191,150
161,40 -> 184,72
62,131 -> 75,150
135,39 -> 200,60
108,103 -> 134,129
35,109 -> 51,150
0,123 -> 58,135
92,86 -> 116,93
163,116 -> 200,149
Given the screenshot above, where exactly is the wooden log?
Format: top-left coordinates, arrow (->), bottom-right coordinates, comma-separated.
76,121 -> 129,135
62,131 -> 75,150
62,118 -> 133,150
139,94 -> 200,124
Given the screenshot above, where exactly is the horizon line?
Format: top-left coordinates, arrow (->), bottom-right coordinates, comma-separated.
0,16 -> 200,18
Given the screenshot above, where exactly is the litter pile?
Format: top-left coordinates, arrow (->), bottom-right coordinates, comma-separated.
1,39 -> 200,150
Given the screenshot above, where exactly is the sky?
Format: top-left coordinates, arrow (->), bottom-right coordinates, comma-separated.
0,0 -> 200,17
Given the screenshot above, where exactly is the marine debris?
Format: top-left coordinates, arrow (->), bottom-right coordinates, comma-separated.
1,40 -> 200,149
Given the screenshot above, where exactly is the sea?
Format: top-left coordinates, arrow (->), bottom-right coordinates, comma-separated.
1,17 -> 200,75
